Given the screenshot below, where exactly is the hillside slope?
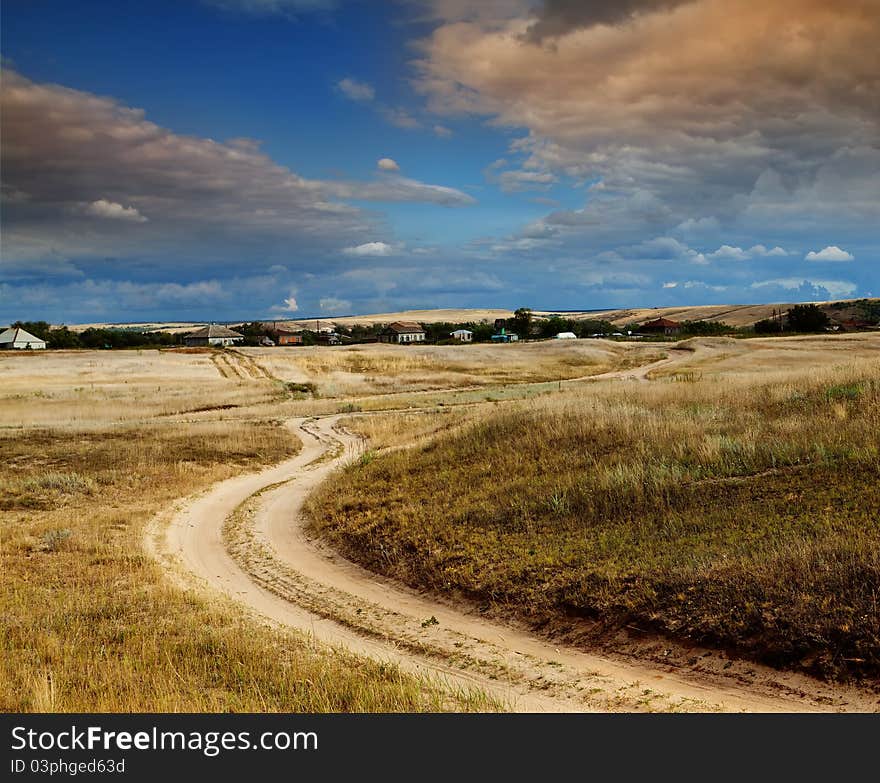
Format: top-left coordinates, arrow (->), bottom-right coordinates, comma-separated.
57,298 -> 878,333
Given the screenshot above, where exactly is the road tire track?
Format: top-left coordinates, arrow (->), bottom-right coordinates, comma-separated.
147,409 -> 878,712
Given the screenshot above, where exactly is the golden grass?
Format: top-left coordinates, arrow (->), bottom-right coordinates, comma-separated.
344,409 -> 479,452
0,349 -> 281,428
308,346 -> 880,680
0,352 -> 492,712
245,340 -> 646,398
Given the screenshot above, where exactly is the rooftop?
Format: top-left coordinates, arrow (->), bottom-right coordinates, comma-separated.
384,321 -> 425,333
185,324 -> 244,339
0,327 -> 45,344
641,317 -> 681,328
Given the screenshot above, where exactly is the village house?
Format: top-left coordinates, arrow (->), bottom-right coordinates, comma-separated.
273,328 -> 304,346
378,321 -> 426,344
184,324 -> 244,347
316,331 -> 343,346
555,331 -> 577,340
832,318 -> 877,332
0,327 -> 47,350
639,317 -> 682,336
491,327 -> 519,343
450,329 -> 473,342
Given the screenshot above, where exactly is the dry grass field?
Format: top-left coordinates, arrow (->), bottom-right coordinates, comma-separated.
0,349 -> 491,712
0,349 -> 279,428
308,334 -> 880,681
250,339 -> 649,398
3,332 -> 879,712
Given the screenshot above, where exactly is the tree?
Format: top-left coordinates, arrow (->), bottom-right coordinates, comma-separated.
470,322 -> 494,342
754,318 -> 782,334
47,327 -> 84,348
235,321 -> 274,346
513,307 -> 533,338
537,315 -> 569,338
12,321 -> 52,341
577,319 -> 615,336
786,304 -> 830,333
680,320 -> 734,336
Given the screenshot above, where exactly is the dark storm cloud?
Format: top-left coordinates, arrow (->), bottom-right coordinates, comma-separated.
525,0 -> 696,40
0,70 -> 473,265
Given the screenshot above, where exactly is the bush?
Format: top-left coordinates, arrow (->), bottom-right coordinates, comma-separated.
754,318 -> 783,334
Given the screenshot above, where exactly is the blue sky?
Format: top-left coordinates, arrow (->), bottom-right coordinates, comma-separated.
1,0 -> 877,323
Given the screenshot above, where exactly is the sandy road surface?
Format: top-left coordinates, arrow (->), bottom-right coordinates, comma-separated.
147,355 -> 878,713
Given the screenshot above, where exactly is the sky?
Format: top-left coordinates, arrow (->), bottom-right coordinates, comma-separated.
1,0 -> 878,323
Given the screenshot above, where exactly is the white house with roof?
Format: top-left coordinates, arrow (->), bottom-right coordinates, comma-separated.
555,331 -> 578,340
184,324 -> 244,347
378,321 -> 426,344
0,327 -> 47,350
450,329 -> 473,342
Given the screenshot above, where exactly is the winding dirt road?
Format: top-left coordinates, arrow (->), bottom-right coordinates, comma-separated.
146,354 -> 878,712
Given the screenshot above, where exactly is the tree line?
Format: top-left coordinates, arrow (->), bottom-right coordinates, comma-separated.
9,321 -> 184,349
10,302 -> 871,350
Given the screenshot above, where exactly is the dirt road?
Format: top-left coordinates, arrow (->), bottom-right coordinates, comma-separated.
148,401 -> 877,712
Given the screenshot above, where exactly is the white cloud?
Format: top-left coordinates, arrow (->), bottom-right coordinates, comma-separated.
84,199 -> 148,223
336,77 -> 375,102
762,246 -> 791,257
707,245 -> 750,261
377,157 -> 400,172
751,277 -> 857,298
380,106 -> 421,129
433,124 -> 453,138
319,296 -> 352,313
681,280 -> 728,292
706,243 -> 791,261
269,291 -> 299,312
495,169 -> 557,192
343,241 -> 395,256
151,280 -> 225,301
335,79 -> 433,133
573,269 -> 652,288
324,176 -> 475,206
625,236 -> 706,264
673,216 -> 721,241
662,281 -> 678,288
490,236 -> 556,253
805,246 -> 854,262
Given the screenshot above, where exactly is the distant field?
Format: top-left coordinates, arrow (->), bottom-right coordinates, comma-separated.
0,349 -> 277,427
307,333 -> 880,680
52,297 -> 878,333
247,340 -> 657,398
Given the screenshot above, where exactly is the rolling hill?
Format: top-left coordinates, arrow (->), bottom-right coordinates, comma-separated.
58,298 -> 878,333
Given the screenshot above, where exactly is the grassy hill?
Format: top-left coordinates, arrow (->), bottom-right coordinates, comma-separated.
307,344 -> 880,680
55,298 -> 878,334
